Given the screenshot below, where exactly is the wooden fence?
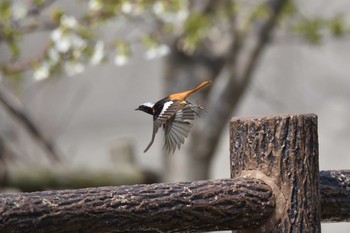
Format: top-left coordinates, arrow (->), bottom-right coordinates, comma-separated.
1,114 -> 350,232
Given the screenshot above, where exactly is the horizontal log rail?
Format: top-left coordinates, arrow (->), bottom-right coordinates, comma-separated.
0,170 -> 349,232
320,170 -> 350,222
0,177 -> 275,233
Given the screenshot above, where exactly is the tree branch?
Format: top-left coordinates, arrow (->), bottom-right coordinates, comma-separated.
187,0 -> 289,180
0,84 -> 60,161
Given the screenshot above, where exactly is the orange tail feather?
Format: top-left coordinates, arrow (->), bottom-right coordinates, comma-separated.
169,80 -> 212,101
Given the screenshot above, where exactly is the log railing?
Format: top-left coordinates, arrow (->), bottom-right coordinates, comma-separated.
0,178 -> 274,232
1,114 -> 349,232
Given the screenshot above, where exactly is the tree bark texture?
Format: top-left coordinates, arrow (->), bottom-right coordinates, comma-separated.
230,114 -> 321,232
0,178 -> 275,233
320,170 -> 350,222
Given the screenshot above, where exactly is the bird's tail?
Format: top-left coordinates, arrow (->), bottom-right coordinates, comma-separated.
185,80 -> 212,98
169,80 -> 212,101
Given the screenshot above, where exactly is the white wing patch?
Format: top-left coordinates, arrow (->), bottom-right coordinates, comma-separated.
159,101 -> 173,117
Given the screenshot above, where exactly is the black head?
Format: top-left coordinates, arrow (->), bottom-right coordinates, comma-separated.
135,102 -> 154,115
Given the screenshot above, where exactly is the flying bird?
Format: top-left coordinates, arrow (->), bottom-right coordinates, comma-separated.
135,80 -> 212,153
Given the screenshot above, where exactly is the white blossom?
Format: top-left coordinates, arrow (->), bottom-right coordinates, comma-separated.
121,2 -> 133,14
153,2 -> 164,15
176,8 -> 189,23
50,28 -> 70,53
90,41 -> 105,65
33,62 -> 50,81
50,28 -> 63,43
154,1 -> 189,24
60,15 -> 78,29
158,44 -> 170,56
64,62 -> 85,76
12,2 -> 27,20
50,29 -> 86,53
144,45 -> 170,60
71,34 -> 87,50
144,48 -> 158,60
48,48 -> 60,64
88,0 -> 102,11
114,54 -> 129,66
54,35 -> 71,53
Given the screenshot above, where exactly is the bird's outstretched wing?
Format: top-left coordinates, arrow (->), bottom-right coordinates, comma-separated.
163,105 -> 200,153
144,101 -> 180,152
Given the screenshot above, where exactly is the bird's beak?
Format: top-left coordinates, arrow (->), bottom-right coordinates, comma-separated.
135,108 -> 139,111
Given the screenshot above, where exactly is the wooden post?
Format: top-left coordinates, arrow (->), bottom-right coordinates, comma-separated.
230,114 -> 321,232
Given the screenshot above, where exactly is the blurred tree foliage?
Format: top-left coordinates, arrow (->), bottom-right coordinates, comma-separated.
0,0 -> 347,81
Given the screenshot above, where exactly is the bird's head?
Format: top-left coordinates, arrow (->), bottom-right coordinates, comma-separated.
135,102 -> 154,115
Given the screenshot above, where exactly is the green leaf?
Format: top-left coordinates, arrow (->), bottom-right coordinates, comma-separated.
181,14 -> 210,53
328,16 -> 345,37
115,40 -> 131,57
294,18 -> 322,44
32,0 -> 45,7
51,9 -> 64,24
250,4 -> 270,22
282,1 -> 297,16
141,35 -> 158,49
8,41 -> 21,58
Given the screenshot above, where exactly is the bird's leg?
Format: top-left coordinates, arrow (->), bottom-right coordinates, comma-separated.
186,101 -> 204,116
